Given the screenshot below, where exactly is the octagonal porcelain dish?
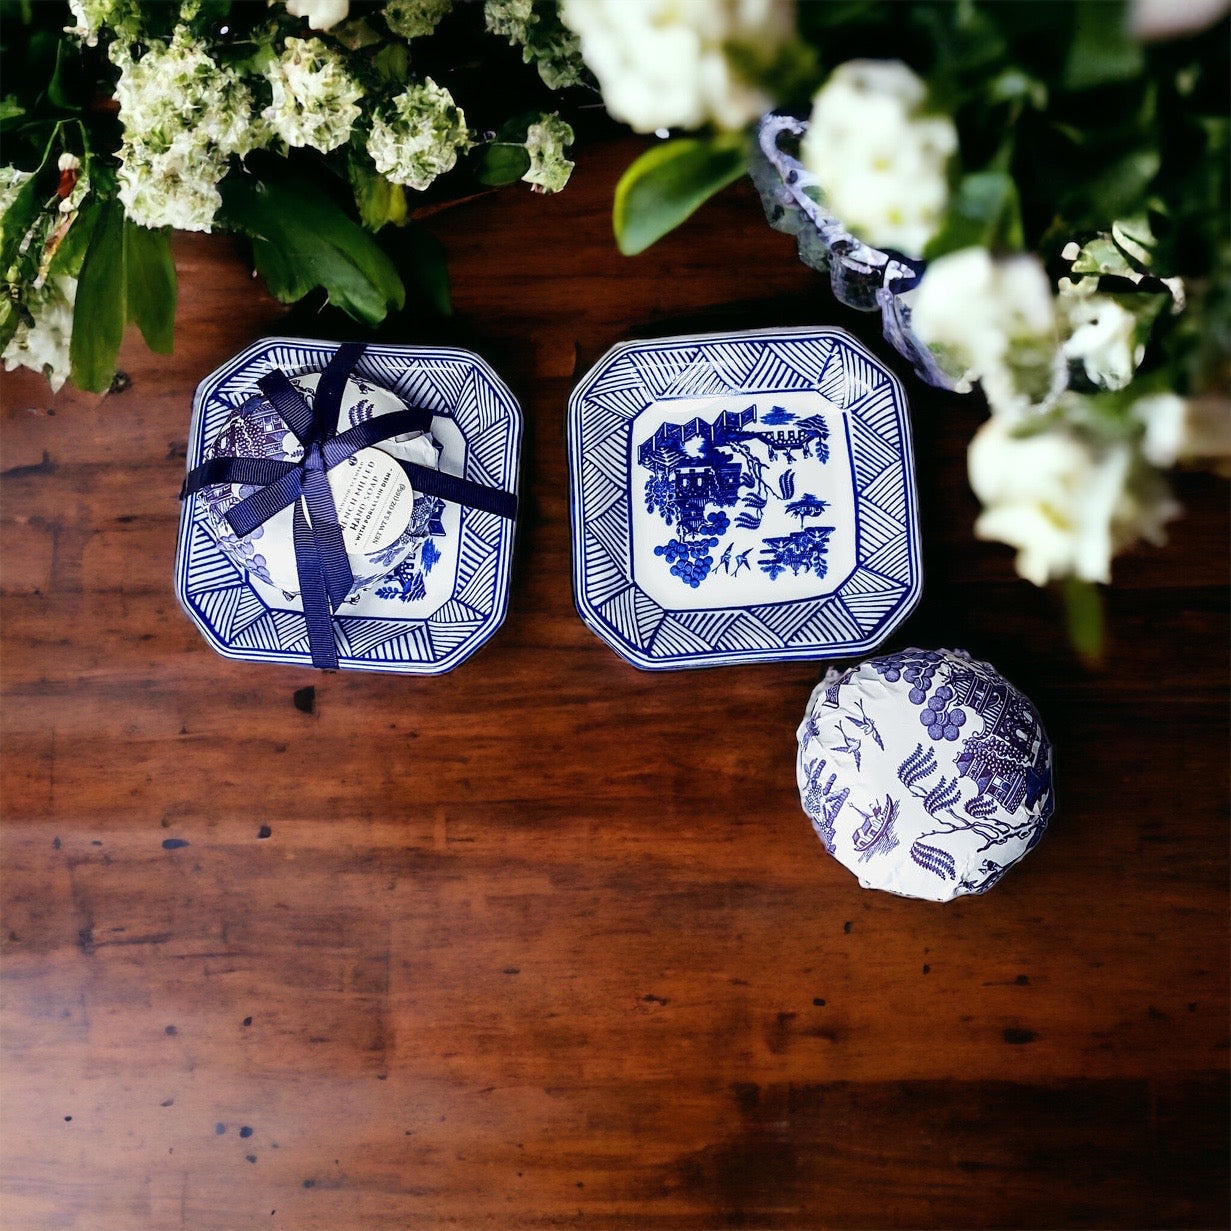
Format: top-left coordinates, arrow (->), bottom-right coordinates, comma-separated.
567,326 -> 922,670
175,337 -> 521,674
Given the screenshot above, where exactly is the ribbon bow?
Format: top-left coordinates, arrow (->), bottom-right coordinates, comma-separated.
182,342 -> 516,669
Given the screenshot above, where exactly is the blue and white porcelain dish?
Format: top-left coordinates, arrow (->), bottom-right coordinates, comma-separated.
175,337 -> 522,674
567,326 -> 923,670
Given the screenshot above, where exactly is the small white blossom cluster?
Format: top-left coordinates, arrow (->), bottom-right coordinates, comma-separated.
283,0 -> 350,32
522,114 -> 575,194
65,0 -> 140,45
486,0 -> 586,90
910,247 -> 1064,420
384,0 -> 453,40
968,414 -> 1178,587
111,27 -> 261,232
801,60 -> 957,259
906,246 -> 1187,586
262,37 -> 363,153
1058,280 -> 1145,392
560,0 -> 794,132
367,79 -> 470,191
2,275 -> 78,393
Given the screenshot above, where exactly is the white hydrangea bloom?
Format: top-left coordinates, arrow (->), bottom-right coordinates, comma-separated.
284,0 -> 350,31
2,275 -> 77,393
486,0 -> 586,90
367,79 -> 469,191
911,247 -> 1064,419
1059,283 -> 1144,391
263,37 -> 363,153
560,0 -> 795,132
384,0 -> 452,39
112,28 -> 261,232
801,59 -> 957,258
522,114 -> 574,193
485,0 -> 534,40
968,414 -> 1178,586
65,0 -> 141,45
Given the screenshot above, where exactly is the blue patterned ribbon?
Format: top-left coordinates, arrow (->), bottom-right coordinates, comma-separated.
182,342 -> 517,669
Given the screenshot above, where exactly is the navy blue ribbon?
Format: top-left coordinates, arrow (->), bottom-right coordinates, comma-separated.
182,342 -> 517,669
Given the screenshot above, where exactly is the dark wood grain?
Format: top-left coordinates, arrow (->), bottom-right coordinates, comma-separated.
2,137 -> 1227,1231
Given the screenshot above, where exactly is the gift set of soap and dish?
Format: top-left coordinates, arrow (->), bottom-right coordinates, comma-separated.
566,326 -> 923,670
176,330 -> 1056,900
175,337 -> 522,675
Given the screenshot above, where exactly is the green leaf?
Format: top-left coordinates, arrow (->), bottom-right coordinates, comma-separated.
390,222 -> 451,317
925,170 -> 1024,259
125,221 -> 176,353
45,192 -> 102,280
0,94 -> 24,124
371,42 -> 409,84
348,154 -> 407,231
613,136 -> 748,257
1063,0 -> 1142,92
1062,148 -> 1161,228
69,198 -> 126,393
475,143 -> 531,188
219,175 -> 404,324
1062,577 -> 1104,665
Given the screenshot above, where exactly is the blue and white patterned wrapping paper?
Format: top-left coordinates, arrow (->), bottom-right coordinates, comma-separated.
796,649 -> 1055,901
199,369 -> 443,599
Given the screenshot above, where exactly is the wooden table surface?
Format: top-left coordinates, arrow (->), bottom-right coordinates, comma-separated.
2,137 -> 1228,1231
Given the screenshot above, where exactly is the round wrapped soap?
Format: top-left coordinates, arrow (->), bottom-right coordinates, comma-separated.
796,648 -> 1055,900
201,370 -> 441,600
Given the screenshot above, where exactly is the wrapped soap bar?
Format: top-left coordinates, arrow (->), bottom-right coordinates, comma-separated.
199,368 -> 441,600
796,648 -> 1055,900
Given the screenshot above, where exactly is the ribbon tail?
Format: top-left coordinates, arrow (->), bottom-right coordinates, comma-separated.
292,501 -> 340,670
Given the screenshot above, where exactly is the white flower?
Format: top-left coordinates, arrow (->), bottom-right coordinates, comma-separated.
801,60 -> 956,258
283,0 -> 350,31
559,0 -> 795,132
910,246 -> 1064,419
384,0 -> 452,39
112,27 -> 260,232
3,275 -> 77,393
0,165 -> 32,217
522,114 -> 574,193
968,415 -> 1178,586
486,0 -> 586,90
367,79 -> 469,191
1059,284 -> 1144,391
263,37 -> 363,153
65,0 -> 140,45
1133,392 -> 1231,473
1131,0 -> 1230,40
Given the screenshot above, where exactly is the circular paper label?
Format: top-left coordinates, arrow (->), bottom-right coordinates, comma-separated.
328,446 -> 414,557
249,446 -> 415,596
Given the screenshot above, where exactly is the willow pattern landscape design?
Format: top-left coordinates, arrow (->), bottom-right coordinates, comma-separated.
639,403 -> 837,590
801,651 -> 1055,896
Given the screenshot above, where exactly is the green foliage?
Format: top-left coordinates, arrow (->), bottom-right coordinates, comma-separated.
1062,577 -> 1104,665
67,201 -> 179,391
926,170 -> 1023,259
219,174 -> 405,325
124,220 -> 176,353
348,154 -> 408,231
613,136 -> 748,257
69,199 -> 126,392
